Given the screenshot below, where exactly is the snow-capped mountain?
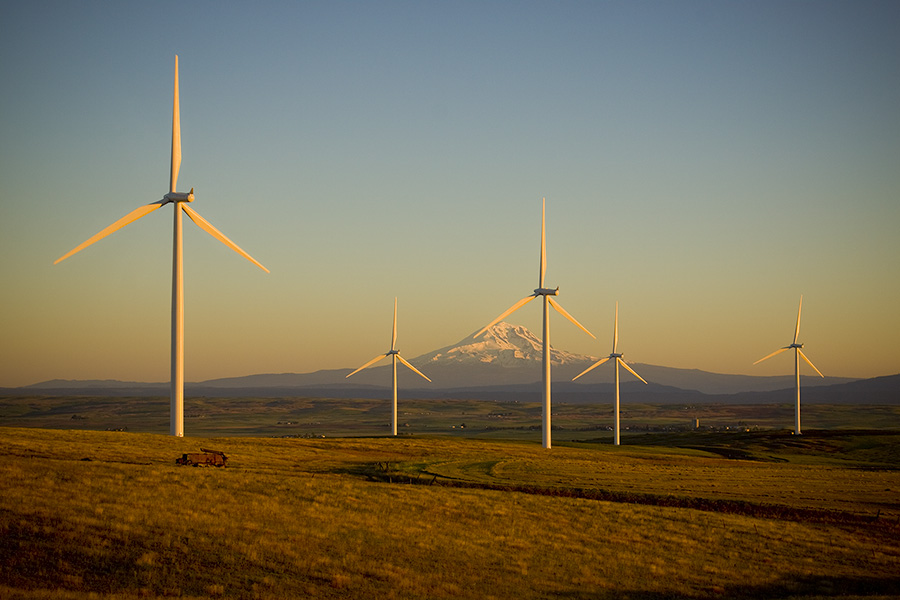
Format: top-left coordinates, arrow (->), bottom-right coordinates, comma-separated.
20,322 -> 863,398
369,322 -> 853,392
387,322 -> 603,387
413,322 -> 597,368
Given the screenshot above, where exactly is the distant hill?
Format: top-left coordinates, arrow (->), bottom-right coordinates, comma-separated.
9,322 -> 889,404
714,374 -> 900,405
197,322 -> 857,394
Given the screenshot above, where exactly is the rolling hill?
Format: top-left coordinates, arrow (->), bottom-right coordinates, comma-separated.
9,322 -> 889,404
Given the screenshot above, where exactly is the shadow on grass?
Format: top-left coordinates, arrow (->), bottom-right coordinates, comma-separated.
620,429 -> 900,469
550,574 -> 900,599
0,513 -> 218,597
722,574 -> 900,600
4,507 -> 898,600
340,462 -> 900,534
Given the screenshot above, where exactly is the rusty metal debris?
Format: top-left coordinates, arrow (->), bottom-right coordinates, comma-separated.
175,448 -> 227,467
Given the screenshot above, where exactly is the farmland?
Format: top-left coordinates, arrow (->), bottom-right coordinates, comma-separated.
2,394 -> 899,439
1,407 -> 899,599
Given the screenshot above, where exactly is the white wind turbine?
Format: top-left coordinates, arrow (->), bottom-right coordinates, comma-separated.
572,302 -> 647,445
54,56 -> 269,437
346,298 -> 431,436
474,198 -> 595,449
753,295 -> 823,435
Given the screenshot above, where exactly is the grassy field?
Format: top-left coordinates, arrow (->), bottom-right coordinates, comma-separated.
1,424 -> 899,600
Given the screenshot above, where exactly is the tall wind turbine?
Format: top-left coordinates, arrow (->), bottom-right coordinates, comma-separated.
54,56 -> 269,437
474,198 -> 595,449
572,302 -> 647,445
753,295 -> 823,435
346,298 -> 431,436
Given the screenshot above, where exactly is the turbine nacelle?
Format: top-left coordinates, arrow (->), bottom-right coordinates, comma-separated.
753,295 -> 824,436
571,302 -> 647,447
53,56 -> 269,437
534,287 -> 560,296
163,189 -> 194,204
475,198 -> 594,449
346,298 -> 431,383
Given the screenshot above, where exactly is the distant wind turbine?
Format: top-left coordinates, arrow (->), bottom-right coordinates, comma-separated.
54,56 -> 269,437
572,302 -> 647,445
346,297 -> 431,436
474,198 -> 595,449
753,295 -> 823,435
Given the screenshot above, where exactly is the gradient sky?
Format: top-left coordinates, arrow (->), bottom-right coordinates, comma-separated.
1,1 -> 898,388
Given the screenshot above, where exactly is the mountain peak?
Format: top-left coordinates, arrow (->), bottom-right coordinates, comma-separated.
413,322 -> 596,368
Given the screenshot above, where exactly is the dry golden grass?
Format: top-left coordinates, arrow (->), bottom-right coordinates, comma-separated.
409,442 -> 900,519
1,427 -> 898,599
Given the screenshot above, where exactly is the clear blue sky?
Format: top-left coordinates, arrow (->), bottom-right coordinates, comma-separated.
1,1 -> 898,387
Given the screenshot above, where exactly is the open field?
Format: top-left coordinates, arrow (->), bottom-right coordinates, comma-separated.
2,394 -> 899,439
1,425 -> 899,599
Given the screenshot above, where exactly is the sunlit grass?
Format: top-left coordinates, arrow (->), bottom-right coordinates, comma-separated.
1,427 -> 899,599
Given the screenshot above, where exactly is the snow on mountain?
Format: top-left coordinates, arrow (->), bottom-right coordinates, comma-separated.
413,322 -> 597,368
19,322 -> 864,397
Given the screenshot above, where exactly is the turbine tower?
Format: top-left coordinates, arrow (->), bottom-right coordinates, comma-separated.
54,56 -> 269,437
572,302 -> 647,445
753,295 -> 823,435
474,198 -> 594,449
346,297 -> 431,436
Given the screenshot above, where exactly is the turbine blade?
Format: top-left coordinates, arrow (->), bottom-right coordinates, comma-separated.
618,358 -> 648,384
572,356 -> 610,381
392,297 -> 398,351
798,349 -> 824,378
473,295 -> 537,338
346,353 -> 389,378
548,297 -> 596,338
54,201 -> 166,264
170,55 -> 181,194
613,301 -> 619,353
794,295 -> 803,345
539,197 -> 546,289
397,354 -> 432,382
181,204 -> 269,273
753,346 -> 790,365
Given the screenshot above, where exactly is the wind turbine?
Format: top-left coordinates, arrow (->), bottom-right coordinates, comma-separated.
572,302 -> 647,445
753,295 -> 823,435
346,298 -> 431,436
54,56 -> 269,437
474,198 -> 595,449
